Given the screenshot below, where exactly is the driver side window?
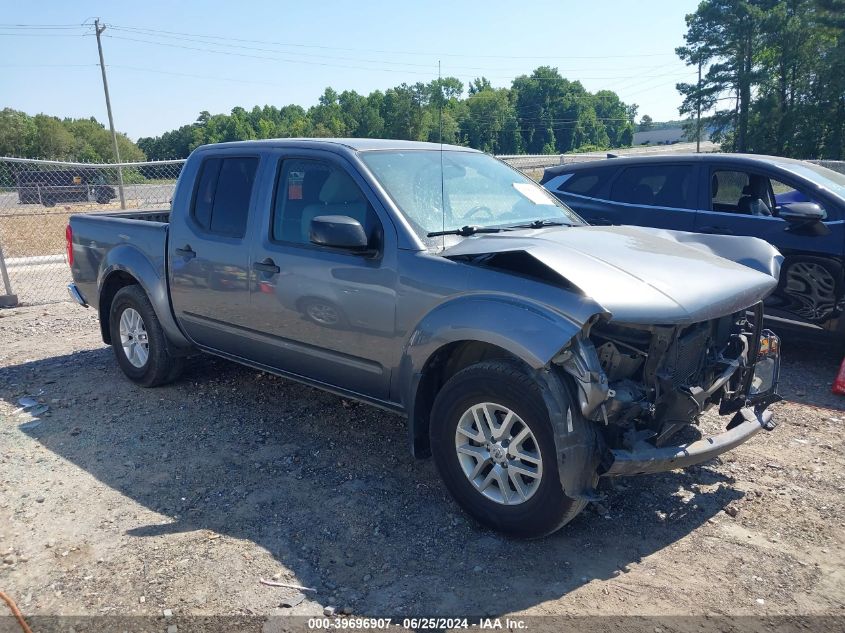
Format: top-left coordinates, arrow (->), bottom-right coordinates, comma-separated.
710,170 -> 774,216
710,170 -> 827,220
272,159 -> 380,246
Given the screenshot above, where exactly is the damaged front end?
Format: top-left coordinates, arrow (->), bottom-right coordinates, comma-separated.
553,303 -> 781,477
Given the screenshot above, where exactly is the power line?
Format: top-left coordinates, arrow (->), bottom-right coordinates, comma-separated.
106,62 -> 666,107
106,25 -> 685,75
103,33 -> 441,76
0,32 -> 87,37
0,23 -> 85,29
0,63 -> 97,68
104,33 -> 691,85
107,23 -> 677,60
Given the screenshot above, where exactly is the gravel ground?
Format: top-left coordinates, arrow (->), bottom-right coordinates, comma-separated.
1,302 -> 844,629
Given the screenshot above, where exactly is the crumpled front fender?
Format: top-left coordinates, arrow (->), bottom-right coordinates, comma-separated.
398,293 -> 605,456
534,366 -> 603,500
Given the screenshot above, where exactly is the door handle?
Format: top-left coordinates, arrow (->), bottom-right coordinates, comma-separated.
175,245 -> 196,259
253,258 -> 280,274
592,217 -> 613,226
698,226 -> 734,235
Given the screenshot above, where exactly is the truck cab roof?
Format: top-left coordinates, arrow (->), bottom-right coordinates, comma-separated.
195,137 -> 479,154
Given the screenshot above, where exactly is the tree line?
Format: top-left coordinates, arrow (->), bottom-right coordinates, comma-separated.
0,108 -> 145,163
137,67 -> 637,160
677,0 -> 845,158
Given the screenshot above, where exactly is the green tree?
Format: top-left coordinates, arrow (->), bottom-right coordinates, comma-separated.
677,0 -> 768,152
677,0 -> 845,159
120,67 -> 638,160
0,108 -> 36,156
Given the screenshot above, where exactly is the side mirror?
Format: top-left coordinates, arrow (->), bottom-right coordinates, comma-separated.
778,201 -> 825,223
310,215 -> 373,254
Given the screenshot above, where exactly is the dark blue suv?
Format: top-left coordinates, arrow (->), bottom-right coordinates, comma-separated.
542,154 -> 845,335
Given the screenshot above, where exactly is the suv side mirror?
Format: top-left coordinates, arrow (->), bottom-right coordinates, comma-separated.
778,201 -> 825,223
310,215 -> 373,254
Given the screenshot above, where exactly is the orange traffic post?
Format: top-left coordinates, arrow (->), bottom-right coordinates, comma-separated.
832,357 -> 845,395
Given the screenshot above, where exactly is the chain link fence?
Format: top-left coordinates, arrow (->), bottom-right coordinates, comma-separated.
0,157 -> 183,306
0,152 -> 844,308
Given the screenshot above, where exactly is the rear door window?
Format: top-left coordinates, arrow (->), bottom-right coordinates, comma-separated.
610,165 -> 695,209
191,156 -> 259,238
562,173 -> 599,195
552,167 -> 614,197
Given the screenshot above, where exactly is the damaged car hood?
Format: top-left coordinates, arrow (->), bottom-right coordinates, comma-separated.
442,225 -> 782,324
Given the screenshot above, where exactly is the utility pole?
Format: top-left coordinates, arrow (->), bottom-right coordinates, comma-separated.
94,19 -> 126,209
696,57 -> 703,154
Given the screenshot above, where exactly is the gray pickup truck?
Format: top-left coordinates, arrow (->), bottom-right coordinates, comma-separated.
68,138 -> 783,537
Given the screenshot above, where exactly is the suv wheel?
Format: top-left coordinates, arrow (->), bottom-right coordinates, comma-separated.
109,285 -> 183,387
430,360 -> 589,538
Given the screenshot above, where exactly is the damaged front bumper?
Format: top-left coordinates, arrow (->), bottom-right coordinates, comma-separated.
601,404 -> 777,476
600,329 -> 782,477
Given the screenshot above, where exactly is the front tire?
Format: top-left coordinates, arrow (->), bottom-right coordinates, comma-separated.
108,285 -> 183,387
430,360 -> 589,538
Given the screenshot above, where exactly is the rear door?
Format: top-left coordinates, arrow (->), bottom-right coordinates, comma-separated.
694,164 -> 845,324
605,163 -> 699,230
168,152 -> 261,354
546,163 -> 698,230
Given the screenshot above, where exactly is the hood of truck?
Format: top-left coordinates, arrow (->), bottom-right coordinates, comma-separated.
442,224 -> 782,324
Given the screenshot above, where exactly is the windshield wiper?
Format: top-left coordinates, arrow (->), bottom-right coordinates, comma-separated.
507,219 -> 571,229
427,225 -> 508,238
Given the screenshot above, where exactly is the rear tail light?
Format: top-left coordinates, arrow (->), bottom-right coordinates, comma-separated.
65,224 -> 73,267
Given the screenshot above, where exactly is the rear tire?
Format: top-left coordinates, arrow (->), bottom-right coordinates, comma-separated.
430,360 -> 589,538
108,285 -> 184,387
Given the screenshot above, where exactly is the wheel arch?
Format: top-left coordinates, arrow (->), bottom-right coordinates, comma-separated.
98,269 -> 139,344
398,294 -> 599,458
97,245 -> 191,351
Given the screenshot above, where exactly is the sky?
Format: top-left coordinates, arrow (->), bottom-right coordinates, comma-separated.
1,0 -> 700,141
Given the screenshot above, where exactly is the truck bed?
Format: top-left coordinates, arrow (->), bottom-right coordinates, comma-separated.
68,209 -> 172,310
92,209 -> 171,223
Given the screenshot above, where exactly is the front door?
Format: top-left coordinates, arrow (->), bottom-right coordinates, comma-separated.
694,166 -> 845,324
245,154 -> 397,399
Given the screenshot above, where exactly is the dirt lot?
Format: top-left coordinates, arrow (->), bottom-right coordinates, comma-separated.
1,302 -> 844,629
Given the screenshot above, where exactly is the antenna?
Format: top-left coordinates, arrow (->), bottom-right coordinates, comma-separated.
439,60 -> 445,250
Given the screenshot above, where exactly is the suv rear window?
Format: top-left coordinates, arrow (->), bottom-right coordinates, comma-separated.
192,156 -> 259,238
610,164 -> 695,209
553,167 -> 614,197
562,173 -> 600,195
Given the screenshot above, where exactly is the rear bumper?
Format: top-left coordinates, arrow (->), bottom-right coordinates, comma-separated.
67,283 -> 88,307
601,405 -> 776,476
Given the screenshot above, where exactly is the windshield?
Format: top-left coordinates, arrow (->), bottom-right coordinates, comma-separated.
360,150 -> 583,246
775,161 -> 845,198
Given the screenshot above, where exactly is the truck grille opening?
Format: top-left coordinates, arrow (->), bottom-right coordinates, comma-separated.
586,304 -> 763,445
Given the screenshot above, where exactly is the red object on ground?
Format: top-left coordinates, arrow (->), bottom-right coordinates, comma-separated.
832,357 -> 845,395
65,224 -> 73,266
